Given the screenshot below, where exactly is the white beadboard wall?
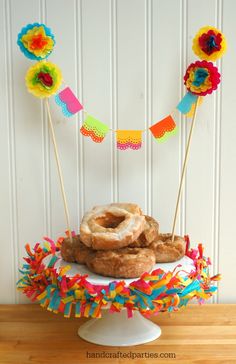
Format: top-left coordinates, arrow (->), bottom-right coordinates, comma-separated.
0,0 -> 235,304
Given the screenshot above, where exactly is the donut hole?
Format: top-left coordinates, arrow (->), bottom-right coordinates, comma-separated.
95,213 -> 125,229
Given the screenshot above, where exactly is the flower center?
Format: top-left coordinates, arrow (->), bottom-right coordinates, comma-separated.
208,35 -> 217,49
192,68 -> 208,87
199,31 -> 222,55
37,72 -> 53,87
30,34 -> 48,50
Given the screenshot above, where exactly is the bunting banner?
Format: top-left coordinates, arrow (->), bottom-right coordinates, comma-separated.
80,115 -> 109,143
149,115 -> 177,143
55,87 -> 83,117
17,23 -> 226,151
116,130 -> 143,150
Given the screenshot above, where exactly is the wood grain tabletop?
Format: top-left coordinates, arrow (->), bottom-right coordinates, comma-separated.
0,304 -> 235,364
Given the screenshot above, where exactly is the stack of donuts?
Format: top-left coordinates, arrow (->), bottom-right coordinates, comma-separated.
61,203 -> 186,278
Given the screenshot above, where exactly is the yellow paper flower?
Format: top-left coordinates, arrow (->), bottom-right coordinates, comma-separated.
192,26 -> 227,62
25,61 -> 62,98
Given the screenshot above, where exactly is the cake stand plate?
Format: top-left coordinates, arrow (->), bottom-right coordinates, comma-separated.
43,253 -> 195,346
78,307 -> 161,346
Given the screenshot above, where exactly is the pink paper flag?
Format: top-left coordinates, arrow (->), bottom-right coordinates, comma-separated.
55,87 -> 83,117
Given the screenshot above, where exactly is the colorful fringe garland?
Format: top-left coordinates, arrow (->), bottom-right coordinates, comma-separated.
149,115 -> 177,142
116,130 -> 143,150
17,236 -> 220,319
80,115 -> 109,143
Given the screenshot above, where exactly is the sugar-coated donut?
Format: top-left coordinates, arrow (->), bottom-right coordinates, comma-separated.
60,235 -> 79,262
129,215 -> 159,247
61,235 -> 92,264
80,203 -> 145,250
149,234 -> 186,263
86,247 -> 156,278
74,241 -> 93,265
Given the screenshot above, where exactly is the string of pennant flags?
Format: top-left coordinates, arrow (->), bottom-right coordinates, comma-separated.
16,23 -> 225,151
17,24 -> 226,152
54,85 -> 202,150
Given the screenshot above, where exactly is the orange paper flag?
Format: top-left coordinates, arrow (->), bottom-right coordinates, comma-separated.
149,115 -> 177,142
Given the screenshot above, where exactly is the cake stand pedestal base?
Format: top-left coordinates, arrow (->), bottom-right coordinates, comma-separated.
78,309 -> 161,346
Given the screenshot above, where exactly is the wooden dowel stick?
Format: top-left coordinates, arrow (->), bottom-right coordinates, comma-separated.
171,96 -> 200,242
45,99 -> 72,242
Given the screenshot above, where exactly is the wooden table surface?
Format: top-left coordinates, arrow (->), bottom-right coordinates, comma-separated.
0,304 -> 236,364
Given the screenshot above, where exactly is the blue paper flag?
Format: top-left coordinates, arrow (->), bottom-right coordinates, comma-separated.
177,92 -> 197,114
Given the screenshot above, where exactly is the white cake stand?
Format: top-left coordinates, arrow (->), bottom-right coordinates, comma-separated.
43,253 -> 195,346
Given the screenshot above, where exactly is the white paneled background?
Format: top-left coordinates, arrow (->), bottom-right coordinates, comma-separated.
0,0 -> 235,304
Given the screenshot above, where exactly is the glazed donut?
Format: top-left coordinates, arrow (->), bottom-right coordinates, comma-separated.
110,203 -> 142,215
74,241 -> 93,265
80,203 -> 145,250
61,235 -> 92,264
86,247 -> 156,278
129,215 -> 159,247
149,234 -> 186,263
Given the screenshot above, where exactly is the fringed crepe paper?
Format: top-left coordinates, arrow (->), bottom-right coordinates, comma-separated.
55,87 -> 83,117
25,61 -> 62,98
116,130 -> 143,150
149,115 -> 177,143
184,60 -> 221,96
17,23 -> 55,60
192,26 -> 227,62
17,236 -> 220,319
80,115 -> 109,143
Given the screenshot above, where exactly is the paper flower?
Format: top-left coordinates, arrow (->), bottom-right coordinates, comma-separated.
192,26 -> 227,62
25,61 -> 62,98
17,23 -> 55,60
184,60 -> 220,96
